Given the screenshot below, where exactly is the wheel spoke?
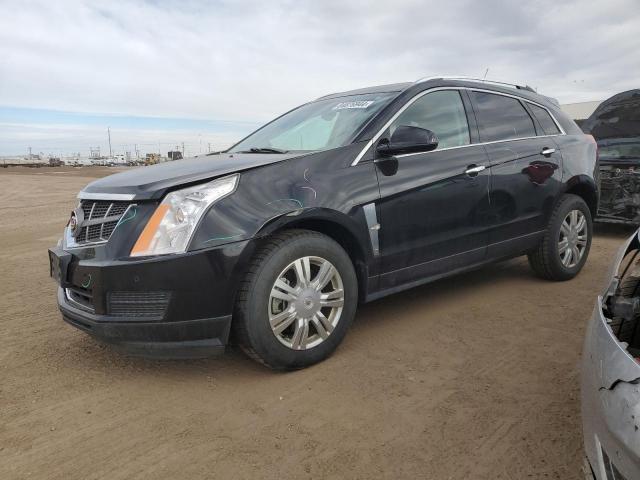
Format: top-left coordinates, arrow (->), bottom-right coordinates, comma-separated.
291,318 -> 309,350
273,279 -> 298,296
560,221 -> 571,238
317,311 -> 334,333
270,309 -> 296,335
558,239 -> 569,254
311,314 -> 331,339
577,235 -> 587,247
270,286 -> 296,302
575,214 -> 586,233
320,289 -> 344,308
293,257 -> 312,287
563,248 -> 573,267
571,245 -> 581,264
570,210 -> 578,227
313,260 -> 335,290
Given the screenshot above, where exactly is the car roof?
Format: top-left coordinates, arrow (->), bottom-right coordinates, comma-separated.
316,82 -> 412,100
316,78 -> 558,110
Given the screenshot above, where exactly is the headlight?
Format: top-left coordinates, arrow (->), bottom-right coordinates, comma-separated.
130,174 -> 239,256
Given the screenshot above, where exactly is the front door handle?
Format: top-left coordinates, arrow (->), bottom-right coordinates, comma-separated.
541,147 -> 556,157
465,165 -> 486,176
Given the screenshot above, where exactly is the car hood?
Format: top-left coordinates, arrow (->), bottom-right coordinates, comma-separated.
80,152 -> 303,200
581,89 -> 640,140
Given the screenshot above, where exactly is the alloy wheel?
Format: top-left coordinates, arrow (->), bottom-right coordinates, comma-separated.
268,256 -> 344,350
558,209 -> 588,268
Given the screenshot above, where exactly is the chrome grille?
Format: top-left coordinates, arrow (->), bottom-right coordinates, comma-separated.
77,200 -> 132,245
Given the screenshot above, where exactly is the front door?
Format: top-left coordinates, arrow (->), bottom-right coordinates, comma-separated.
375,89 -> 491,290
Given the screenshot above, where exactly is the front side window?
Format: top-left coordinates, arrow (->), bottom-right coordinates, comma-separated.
230,92 -> 395,153
389,90 -> 470,149
528,103 -> 561,135
471,91 -> 536,142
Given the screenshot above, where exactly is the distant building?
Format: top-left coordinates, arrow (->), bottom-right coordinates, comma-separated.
561,101 -> 603,122
167,150 -> 183,161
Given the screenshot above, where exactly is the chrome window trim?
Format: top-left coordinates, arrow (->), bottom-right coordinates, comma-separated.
77,192 -> 136,201
522,99 -> 565,136
350,86 -> 565,166
394,134 -> 564,159
469,87 -> 566,136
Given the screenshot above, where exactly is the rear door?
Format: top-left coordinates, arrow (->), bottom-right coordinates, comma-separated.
469,90 -> 562,257
375,89 -> 491,289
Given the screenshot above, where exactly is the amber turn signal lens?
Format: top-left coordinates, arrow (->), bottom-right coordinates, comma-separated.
130,204 -> 169,256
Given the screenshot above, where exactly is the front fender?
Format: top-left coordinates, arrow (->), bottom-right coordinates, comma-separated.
188,146 -> 380,259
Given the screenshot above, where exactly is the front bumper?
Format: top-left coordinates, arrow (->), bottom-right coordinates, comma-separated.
53,239 -> 255,358
582,301 -> 640,480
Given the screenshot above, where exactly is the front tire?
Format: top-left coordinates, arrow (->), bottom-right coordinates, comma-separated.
528,194 -> 592,281
233,229 -> 358,370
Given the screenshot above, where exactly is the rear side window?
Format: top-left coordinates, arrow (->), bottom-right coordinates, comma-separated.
390,90 -> 470,149
471,91 -> 536,142
528,103 -> 561,135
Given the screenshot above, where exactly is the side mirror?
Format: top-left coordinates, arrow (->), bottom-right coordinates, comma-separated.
376,125 -> 439,157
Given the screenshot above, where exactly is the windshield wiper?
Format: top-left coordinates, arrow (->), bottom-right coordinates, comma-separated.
240,147 -> 288,154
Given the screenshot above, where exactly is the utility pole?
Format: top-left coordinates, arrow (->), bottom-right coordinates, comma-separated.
181,142 -> 185,156
208,142 -> 211,153
107,127 -> 112,158
28,146 -> 32,159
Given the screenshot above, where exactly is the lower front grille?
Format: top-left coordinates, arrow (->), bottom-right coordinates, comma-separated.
65,287 -> 95,313
602,447 -> 629,480
107,291 -> 171,319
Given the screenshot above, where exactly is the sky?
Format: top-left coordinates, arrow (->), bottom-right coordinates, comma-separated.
1,0 -> 639,157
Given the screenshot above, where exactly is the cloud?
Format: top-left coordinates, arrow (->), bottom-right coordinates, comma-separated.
1,0 -> 639,155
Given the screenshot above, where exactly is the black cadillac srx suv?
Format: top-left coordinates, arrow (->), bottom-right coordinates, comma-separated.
49,77 -> 598,369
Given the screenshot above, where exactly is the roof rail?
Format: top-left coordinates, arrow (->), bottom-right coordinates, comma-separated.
414,75 -> 536,93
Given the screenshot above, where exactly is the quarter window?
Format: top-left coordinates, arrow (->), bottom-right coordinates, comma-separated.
528,103 -> 561,135
390,90 -> 470,149
471,91 -> 536,142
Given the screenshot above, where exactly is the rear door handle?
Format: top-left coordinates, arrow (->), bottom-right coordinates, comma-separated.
541,148 -> 556,157
465,165 -> 486,175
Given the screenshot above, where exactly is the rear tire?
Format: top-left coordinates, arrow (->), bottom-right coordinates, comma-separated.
233,229 -> 358,370
528,194 -> 592,281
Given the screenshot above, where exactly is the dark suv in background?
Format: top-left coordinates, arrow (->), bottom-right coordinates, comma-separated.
581,89 -> 640,224
49,76 -> 598,369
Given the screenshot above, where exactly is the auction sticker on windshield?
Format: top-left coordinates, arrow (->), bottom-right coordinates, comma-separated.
332,101 -> 375,110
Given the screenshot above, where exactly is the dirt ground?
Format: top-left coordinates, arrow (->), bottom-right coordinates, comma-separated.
0,166 -> 633,479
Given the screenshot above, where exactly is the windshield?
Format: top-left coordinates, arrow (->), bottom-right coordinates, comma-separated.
599,138 -> 640,160
230,92 -> 396,153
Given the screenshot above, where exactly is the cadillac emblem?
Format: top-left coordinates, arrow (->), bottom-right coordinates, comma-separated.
69,207 -> 84,238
